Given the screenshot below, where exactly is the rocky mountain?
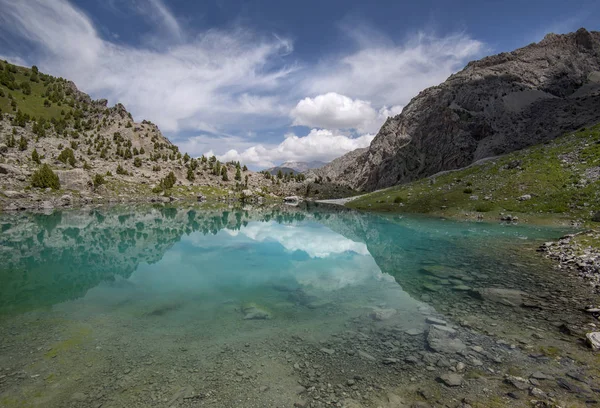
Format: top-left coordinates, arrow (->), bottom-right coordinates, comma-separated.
265,160 -> 327,175
280,160 -> 327,172
0,62 -> 309,210
316,28 -> 600,191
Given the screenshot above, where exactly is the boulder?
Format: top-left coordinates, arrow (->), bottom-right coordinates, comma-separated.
242,303 -> 271,320
468,287 -> 528,307
438,373 -> 463,387
369,308 -> 397,321
586,332 -> 600,351
56,169 -> 90,191
427,324 -> 466,354
2,190 -> 27,199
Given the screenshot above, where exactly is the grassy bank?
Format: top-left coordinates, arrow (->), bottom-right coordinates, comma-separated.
348,124 -> 600,227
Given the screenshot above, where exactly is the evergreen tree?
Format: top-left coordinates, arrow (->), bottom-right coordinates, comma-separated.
187,167 -> 195,181
31,164 -> 60,190
18,136 -> 28,151
221,166 -> 229,181
31,148 -> 40,164
235,166 -> 242,181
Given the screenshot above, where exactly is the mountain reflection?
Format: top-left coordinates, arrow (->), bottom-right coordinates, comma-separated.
0,204 -> 383,314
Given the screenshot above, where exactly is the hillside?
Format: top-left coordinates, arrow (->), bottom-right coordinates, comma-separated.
317,28 -> 600,192
0,62 -> 312,210
348,124 -> 600,226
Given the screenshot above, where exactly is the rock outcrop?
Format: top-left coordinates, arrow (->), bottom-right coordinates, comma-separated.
317,28 -> 600,191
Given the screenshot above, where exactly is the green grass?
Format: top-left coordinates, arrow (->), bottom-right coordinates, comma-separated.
348,124 -> 600,226
0,65 -> 70,121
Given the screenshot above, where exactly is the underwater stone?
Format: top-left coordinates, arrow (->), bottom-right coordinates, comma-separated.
242,303 -> 272,320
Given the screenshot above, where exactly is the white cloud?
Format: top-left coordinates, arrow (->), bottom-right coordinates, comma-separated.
291,92 -> 375,131
215,129 -> 374,168
305,31 -> 484,108
0,0 -> 296,134
234,221 -> 370,258
0,0 -> 485,166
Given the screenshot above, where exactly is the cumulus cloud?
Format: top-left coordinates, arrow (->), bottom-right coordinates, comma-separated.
236,221 -> 370,258
213,129 -> 375,168
0,0 -> 296,134
290,92 -> 403,133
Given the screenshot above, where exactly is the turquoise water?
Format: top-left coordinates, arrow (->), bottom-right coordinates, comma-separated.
0,204 -> 585,407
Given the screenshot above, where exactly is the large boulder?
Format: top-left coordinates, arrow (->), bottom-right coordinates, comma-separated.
426,324 -> 466,354
56,169 -> 91,191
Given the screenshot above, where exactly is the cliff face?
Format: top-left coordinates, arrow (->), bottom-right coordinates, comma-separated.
317,28 -> 600,191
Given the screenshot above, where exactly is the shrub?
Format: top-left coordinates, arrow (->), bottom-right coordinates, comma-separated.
134,157 -> 142,167
221,167 -> 229,181
163,171 -> 176,189
393,196 -> 403,203
235,167 -> 241,181
463,188 -> 473,194
592,212 -> 600,222
31,148 -> 40,164
474,203 -> 493,213
93,174 -> 105,188
31,164 -> 60,190
187,167 -> 195,181
116,164 -> 128,175
57,148 -> 76,166
18,136 -> 28,151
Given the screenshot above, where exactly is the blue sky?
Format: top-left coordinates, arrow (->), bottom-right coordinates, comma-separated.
0,0 -> 598,168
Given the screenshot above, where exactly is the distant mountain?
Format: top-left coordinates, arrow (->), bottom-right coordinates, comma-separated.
264,166 -> 300,176
280,161 -> 327,172
265,160 -> 327,175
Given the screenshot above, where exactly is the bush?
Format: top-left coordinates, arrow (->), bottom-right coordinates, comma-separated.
93,174 -> 105,188
116,164 -> 128,175
463,188 -> 473,194
187,167 -> 195,181
31,148 -> 40,164
474,203 -> 493,213
31,164 -> 60,190
134,157 -> 142,167
57,148 -> 76,166
18,136 -> 27,151
221,166 -> 229,181
163,171 -> 176,189
592,212 -> 600,222
393,196 -> 403,203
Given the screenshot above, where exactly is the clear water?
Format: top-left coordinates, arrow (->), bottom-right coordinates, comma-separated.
0,204 -> 592,407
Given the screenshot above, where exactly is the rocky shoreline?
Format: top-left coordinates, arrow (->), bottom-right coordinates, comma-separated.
538,230 -> 600,292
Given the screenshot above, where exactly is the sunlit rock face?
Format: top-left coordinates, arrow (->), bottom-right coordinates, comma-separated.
317,29 -> 600,191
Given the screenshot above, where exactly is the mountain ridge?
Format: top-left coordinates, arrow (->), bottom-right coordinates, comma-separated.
316,28 -> 600,191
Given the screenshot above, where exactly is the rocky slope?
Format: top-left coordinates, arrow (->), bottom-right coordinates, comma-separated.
0,62 -> 309,210
317,28 -> 600,191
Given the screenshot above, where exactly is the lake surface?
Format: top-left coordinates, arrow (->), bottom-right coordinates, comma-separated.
0,204 -> 597,408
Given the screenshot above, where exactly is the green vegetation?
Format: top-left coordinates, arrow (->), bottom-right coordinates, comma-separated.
153,171 -> 177,193
93,173 -> 105,188
31,164 -> 60,190
31,148 -> 40,164
349,124 -> 600,225
57,147 -> 76,166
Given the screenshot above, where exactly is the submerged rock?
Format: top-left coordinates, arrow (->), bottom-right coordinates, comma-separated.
242,303 -> 272,320
426,324 -> 466,354
369,307 -> 397,321
468,287 -> 528,306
